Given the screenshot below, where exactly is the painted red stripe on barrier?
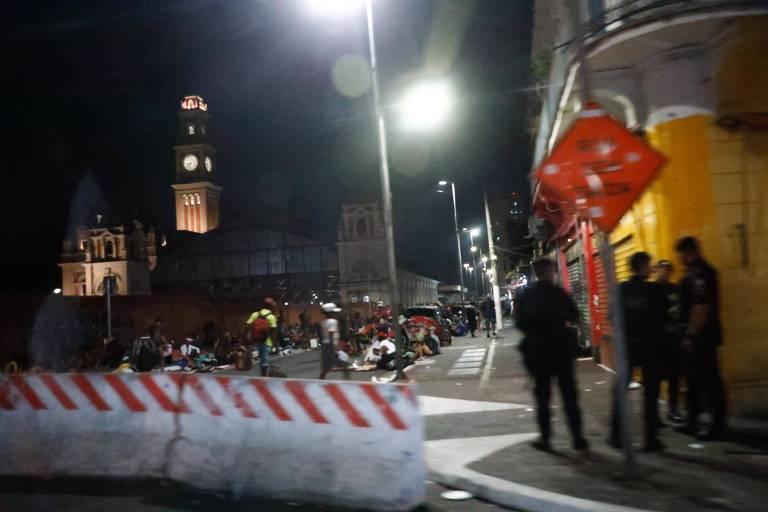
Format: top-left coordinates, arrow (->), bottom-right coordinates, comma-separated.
217,377 -> 257,419
10,375 -> 47,410
361,383 -> 407,430
285,381 -> 328,424
398,385 -> 418,406
40,375 -> 77,410
0,379 -> 15,410
186,376 -> 223,416
139,374 -> 186,413
325,383 -> 369,428
71,374 -> 111,411
104,375 -> 146,412
250,380 -> 292,421
167,374 -> 192,413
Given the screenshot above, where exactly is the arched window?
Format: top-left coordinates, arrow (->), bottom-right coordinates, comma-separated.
195,193 -> 201,205
356,217 -> 368,238
104,240 -> 114,258
183,194 -> 189,206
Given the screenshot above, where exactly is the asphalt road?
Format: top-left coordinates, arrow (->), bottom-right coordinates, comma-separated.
1,327 -> 535,512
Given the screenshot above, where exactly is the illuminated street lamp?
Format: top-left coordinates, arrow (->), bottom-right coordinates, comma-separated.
470,246 -> 477,253
397,80 -> 454,132
463,263 -> 470,269
436,179 -> 465,302
304,0 -> 410,380
481,255 -> 488,264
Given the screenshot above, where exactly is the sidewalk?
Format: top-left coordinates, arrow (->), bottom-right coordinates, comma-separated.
427,326 -> 768,512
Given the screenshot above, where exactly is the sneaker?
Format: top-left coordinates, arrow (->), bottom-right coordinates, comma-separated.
573,437 -> 590,451
531,438 -> 551,452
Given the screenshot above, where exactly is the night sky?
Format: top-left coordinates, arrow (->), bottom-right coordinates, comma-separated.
3,0 -> 532,292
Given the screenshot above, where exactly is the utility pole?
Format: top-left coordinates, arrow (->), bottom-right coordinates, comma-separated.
365,0 -> 404,380
564,0 -> 634,475
450,182 -> 466,303
484,193 -> 504,329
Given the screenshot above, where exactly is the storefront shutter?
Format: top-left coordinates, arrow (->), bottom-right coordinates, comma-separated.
567,256 -> 592,347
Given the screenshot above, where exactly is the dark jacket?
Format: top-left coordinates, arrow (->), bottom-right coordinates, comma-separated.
679,259 -> 723,346
515,281 -> 579,362
620,276 -> 666,364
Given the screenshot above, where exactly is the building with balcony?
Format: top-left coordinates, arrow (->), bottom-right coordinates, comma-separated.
59,218 -> 156,296
530,0 -> 768,413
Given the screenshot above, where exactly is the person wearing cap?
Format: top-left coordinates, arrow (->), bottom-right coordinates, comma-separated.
319,302 -> 350,379
656,259 -> 684,423
246,297 -> 279,377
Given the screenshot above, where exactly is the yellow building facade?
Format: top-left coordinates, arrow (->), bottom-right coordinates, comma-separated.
597,17 -> 768,414
532,1 -> 768,414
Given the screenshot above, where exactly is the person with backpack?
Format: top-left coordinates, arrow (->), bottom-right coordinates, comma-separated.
246,297 -> 279,377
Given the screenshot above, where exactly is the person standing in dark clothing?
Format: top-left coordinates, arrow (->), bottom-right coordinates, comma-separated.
656,260 -> 684,423
674,237 -> 727,441
466,305 -> 478,337
516,258 -> 588,452
610,252 -> 667,452
481,296 -> 497,337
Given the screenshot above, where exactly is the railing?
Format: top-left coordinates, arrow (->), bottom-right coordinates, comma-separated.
587,0 -> 767,36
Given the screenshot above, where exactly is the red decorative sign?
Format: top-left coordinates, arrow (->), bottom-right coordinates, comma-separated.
534,103 -> 666,232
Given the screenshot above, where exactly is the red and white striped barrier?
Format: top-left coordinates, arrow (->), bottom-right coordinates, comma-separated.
0,373 -> 425,510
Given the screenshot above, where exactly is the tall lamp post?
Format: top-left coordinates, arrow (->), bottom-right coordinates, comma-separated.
463,227 -> 481,298
437,180 -> 465,302
306,0 -> 453,380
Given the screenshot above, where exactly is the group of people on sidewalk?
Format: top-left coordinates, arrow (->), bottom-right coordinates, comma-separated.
515,236 -> 727,453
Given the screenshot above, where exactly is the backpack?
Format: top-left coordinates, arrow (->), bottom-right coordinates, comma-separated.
250,311 -> 272,344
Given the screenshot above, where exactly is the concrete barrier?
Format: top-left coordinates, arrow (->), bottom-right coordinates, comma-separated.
0,373 -> 425,510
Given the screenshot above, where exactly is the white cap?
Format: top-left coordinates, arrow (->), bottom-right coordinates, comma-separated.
321,302 -> 342,313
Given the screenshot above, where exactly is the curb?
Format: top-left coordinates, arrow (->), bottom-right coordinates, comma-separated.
428,468 -> 652,512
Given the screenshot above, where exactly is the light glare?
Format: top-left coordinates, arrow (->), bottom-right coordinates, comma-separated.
470,228 -> 480,237
305,0 -> 362,18
398,81 -> 454,132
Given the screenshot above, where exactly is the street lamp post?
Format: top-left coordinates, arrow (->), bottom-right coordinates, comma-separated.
439,180 -> 465,303
307,0 -> 453,381
363,0 -> 400,323
464,227 -> 481,298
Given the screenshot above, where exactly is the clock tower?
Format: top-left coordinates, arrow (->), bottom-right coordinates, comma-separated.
171,95 -> 222,233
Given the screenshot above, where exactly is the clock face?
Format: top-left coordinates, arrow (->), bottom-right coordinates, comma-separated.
205,156 -> 212,172
182,154 -> 198,171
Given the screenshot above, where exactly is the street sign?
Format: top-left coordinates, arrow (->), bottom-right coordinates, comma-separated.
534,103 -> 666,232
103,275 -> 117,296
